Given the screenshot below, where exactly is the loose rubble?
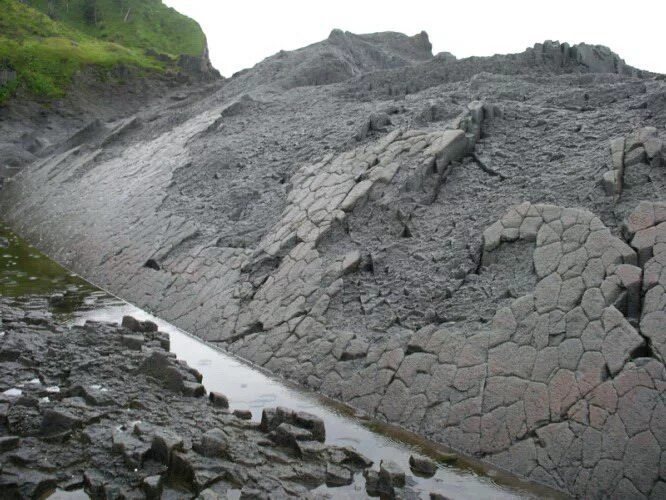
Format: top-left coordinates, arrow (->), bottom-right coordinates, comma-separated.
0,302 -> 374,498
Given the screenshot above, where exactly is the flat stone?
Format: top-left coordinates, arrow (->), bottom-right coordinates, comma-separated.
624,431 -> 660,494
581,288 -> 605,320
533,242 -> 562,279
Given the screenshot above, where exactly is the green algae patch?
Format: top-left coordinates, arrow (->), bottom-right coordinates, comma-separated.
0,220 -> 94,300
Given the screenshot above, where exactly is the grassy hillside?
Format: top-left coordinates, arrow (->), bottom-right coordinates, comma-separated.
0,0 -> 206,104
25,0 -> 206,57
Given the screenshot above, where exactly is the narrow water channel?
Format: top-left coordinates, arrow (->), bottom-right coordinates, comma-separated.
0,222 -> 565,499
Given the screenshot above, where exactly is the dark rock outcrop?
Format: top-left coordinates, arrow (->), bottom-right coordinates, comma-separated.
0,303 -> 369,497
1,30 -> 665,498
230,29 -> 433,90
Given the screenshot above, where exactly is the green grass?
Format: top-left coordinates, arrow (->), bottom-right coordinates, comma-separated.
25,0 -> 205,57
0,0 -> 205,103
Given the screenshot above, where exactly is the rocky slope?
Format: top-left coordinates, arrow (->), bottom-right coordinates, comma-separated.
0,300 -> 373,498
230,29 -> 433,89
0,0 -> 220,180
1,32 -> 666,498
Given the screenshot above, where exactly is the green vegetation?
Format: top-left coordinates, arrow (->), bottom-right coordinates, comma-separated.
0,0 -> 206,103
0,221 -> 95,301
25,0 -> 205,57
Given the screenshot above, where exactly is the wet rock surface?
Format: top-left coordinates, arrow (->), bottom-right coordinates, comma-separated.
1,31 -> 666,498
0,305 -> 374,498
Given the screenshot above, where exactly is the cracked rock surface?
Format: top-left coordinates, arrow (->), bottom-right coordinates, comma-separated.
2,32 -> 666,497
0,299 -> 370,498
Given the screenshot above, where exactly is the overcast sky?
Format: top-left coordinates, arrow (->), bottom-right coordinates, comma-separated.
164,0 -> 666,78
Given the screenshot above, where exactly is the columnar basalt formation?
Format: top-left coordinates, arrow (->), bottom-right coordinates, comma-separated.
228,103 -> 492,342
1,32 -> 666,497
624,201 -> 666,362
232,201 -> 666,497
480,203 -> 664,498
603,128 -> 664,197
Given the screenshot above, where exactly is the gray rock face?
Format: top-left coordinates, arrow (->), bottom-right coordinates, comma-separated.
176,37 -> 221,80
0,298 -> 370,498
623,201 -> 666,361
563,42 -> 628,74
603,128 -> 664,198
346,39 -> 643,99
261,406 -> 326,442
139,350 -> 204,395
1,30 -> 666,498
231,29 -> 433,90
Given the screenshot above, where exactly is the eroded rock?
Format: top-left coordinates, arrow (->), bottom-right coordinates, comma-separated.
0,298 -> 371,498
